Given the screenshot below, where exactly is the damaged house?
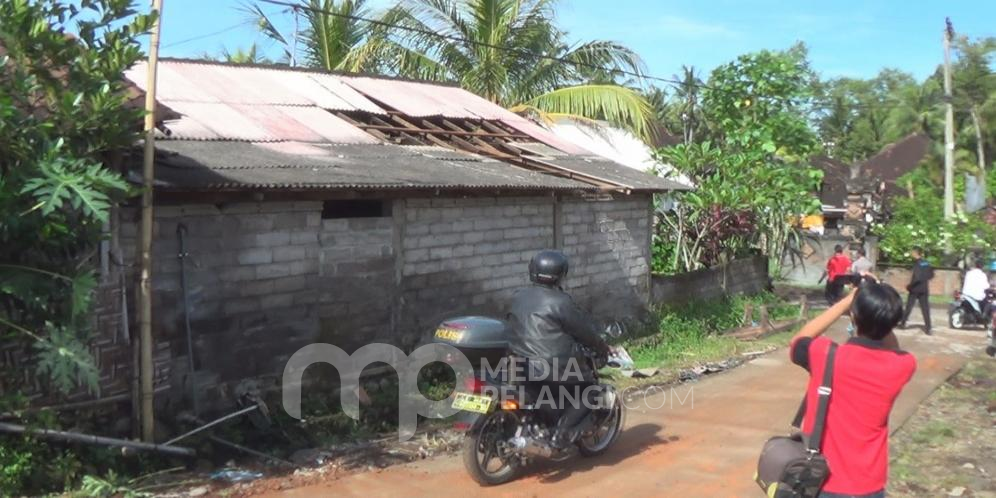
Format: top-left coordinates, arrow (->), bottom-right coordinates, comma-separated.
25,59 -> 687,414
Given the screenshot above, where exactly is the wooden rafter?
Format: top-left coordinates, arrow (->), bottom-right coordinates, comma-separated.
336,110 -> 630,190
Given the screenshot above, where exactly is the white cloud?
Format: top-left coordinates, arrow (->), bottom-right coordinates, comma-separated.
658,15 -> 739,39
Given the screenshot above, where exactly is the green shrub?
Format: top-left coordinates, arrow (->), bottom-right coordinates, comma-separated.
875,166 -> 996,265
622,292 -> 795,368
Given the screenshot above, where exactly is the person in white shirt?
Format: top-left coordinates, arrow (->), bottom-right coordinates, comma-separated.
961,260 -> 991,316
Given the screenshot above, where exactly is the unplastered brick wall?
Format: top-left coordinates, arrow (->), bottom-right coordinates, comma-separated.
97,192 -> 654,413
397,194 -> 654,339
118,201 -> 395,409
560,196 -> 653,320
398,196 -> 556,336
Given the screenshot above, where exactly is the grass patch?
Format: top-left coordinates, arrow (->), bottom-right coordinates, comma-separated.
618,292 -> 800,369
910,421 -> 956,446
889,358 -> 996,497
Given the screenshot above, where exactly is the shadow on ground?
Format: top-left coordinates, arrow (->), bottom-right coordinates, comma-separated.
523,423 -> 668,484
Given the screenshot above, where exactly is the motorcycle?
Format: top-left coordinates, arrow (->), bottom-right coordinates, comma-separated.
948,288 -> 996,330
433,317 -> 628,486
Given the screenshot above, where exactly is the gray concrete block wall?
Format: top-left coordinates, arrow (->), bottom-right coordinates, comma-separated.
651,256 -> 770,306
118,201 -> 395,409
399,196 -> 556,337
98,193 -> 656,413
561,195 -> 654,321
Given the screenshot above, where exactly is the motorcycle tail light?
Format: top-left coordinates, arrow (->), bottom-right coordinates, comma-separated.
463,377 -> 484,393
453,421 -> 471,431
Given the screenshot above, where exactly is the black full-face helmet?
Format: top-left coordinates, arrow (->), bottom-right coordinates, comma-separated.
529,249 -> 569,286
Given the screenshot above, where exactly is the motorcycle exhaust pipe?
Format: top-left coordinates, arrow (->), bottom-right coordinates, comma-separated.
510,436 -> 555,458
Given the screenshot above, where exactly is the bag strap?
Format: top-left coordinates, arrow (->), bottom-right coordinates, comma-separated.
806,342 -> 838,453
791,398 -> 806,428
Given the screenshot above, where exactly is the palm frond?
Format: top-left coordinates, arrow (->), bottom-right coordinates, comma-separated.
239,2 -> 288,46
523,84 -> 655,142
561,39 -> 647,83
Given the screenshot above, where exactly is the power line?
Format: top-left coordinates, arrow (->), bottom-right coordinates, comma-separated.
162,22 -> 246,49
247,0 -> 936,113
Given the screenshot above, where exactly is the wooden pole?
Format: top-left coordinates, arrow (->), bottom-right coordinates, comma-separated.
139,0 -> 164,443
943,18 -> 956,219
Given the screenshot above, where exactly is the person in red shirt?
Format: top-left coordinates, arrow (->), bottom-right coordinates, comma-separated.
790,278 -> 917,497
823,244 -> 853,305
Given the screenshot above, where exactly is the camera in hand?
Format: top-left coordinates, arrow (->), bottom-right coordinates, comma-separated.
841,274 -> 876,289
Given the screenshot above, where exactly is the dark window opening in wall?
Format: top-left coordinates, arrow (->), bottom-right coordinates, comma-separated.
322,200 -> 391,219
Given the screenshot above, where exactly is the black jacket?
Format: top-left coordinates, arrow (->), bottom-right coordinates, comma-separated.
907,259 -> 934,294
506,284 -> 608,375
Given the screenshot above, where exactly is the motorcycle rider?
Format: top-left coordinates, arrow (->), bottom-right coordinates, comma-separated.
961,259 -> 992,319
506,249 -> 611,450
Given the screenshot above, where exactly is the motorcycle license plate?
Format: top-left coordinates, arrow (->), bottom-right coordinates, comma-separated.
435,327 -> 463,342
452,393 -> 493,414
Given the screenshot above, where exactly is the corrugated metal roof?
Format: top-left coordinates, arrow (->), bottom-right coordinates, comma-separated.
147,141 -> 594,191
123,59 -> 684,192
339,75 -> 591,154
541,156 -> 690,191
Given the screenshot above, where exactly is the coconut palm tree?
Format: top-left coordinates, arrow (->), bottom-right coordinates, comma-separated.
218,43 -> 270,64
387,0 -> 654,141
671,65 -> 702,144
244,0 -> 395,72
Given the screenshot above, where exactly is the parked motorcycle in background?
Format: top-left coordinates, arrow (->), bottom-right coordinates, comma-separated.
433,317 -> 629,485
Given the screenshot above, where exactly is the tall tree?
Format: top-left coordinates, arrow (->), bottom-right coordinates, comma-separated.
219,43 -> 271,64
0,0 -> 153,391
953,35 -> 996,194
814,69 -> 941,162
672,65 -> 703,144
388,0 -> 654,140
246,0 -> 402,72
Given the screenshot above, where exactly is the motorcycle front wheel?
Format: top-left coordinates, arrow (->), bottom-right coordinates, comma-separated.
577,390 -> 625,457
461,411 -> 520,486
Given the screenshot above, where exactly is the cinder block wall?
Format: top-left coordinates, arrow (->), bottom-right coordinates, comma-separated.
652,256 -> 770,306
109,193 -> 652,411
561,196 -> 653,319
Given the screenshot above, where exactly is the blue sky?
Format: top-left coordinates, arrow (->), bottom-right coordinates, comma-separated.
157,0 -> 996,82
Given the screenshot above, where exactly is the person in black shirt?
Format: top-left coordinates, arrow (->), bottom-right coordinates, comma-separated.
899,247 -> 935,335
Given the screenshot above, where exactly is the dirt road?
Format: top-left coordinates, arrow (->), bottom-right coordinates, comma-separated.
261,318 -> 985,497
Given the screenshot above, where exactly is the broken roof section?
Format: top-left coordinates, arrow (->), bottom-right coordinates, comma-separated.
124,59 -> 687,193
546,118 -> 693,188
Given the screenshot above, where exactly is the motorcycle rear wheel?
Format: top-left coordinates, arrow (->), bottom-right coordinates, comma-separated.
461,411 -> 520,486
949,309 -> 965,329
577,391 -> 624,457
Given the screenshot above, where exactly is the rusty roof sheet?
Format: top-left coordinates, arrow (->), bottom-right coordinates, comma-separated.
144,140 -> 595,191
339,75 -> 590,154
122,59 -> 682,192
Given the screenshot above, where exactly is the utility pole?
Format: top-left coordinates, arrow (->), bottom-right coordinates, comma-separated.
943,17 -> 956,219
139,0 -> 164,443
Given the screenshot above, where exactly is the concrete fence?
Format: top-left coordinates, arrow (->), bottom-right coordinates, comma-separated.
879,265 -> 962,297
651,256 -> 770,306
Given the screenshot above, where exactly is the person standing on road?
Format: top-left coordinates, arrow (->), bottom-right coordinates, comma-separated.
850,247 -> 873,277
900,247 -> 934,335
789,279 -> 917,498
843,248 -> 874,337
822,245 -> 852,305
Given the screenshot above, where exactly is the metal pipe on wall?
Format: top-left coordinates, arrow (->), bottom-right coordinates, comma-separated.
176,223 -> 199,415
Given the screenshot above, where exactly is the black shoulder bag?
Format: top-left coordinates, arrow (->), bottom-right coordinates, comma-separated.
755,343 -> 837,498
